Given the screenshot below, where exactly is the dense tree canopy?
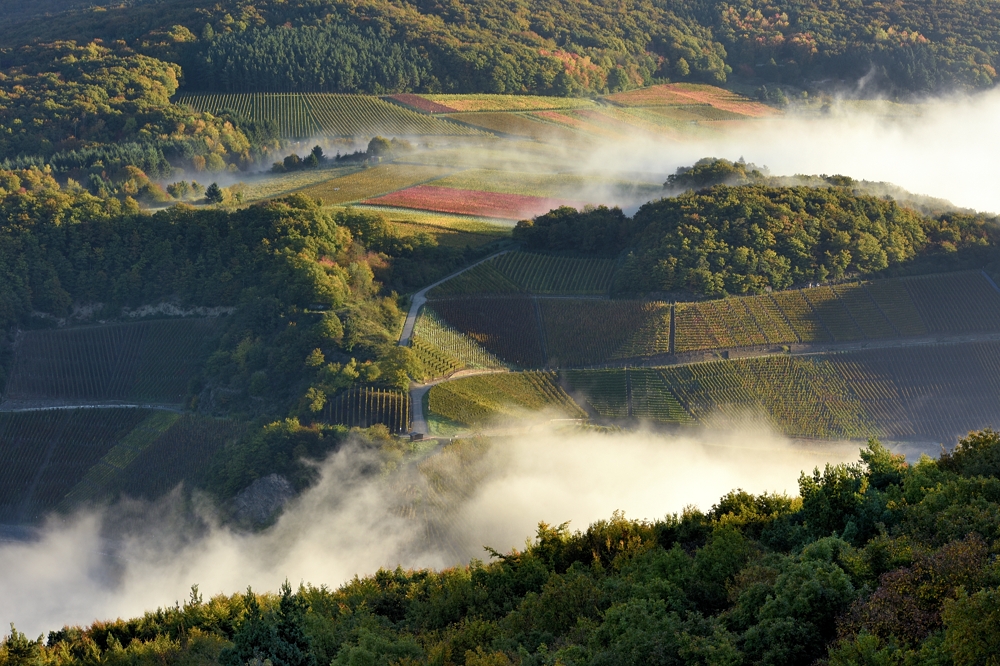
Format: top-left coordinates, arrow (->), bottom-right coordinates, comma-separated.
0,169 -> 476,418
0,42 -> 253,174
515,180 -> 999,297
9,432 -> 1000,664
1,0 -> 997,97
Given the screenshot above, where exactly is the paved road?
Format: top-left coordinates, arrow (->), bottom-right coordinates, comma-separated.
398,249 -> 512,346
409,368 -> 507,436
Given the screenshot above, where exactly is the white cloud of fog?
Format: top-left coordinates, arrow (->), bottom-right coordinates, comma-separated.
581,88 -> 1000,214
0,426 -> 859,639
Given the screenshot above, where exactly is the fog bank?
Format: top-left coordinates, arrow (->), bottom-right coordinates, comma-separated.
585,88 -> 1000,214
1,426 -> 859,638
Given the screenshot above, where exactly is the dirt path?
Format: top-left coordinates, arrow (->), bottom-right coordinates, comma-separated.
398,249 -> 512,346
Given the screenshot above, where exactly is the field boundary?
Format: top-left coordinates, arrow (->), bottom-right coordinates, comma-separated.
398,249 -> 513,347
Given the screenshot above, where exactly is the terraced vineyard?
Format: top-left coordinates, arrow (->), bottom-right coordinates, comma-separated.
427,372 -> 583,426
2,319 -> 220,406
410,309 -> 505,381
428,263 -> 523,298
177,93 -> 317,137
93,416 -> 249,501
669,273 -> 1000,354
0,408 -> 153,522
178,93 -> 483,138
661,357 -> 875,438
425,270 -> 1000,362
492,253 -> 615,294
430,252 -> 615,296
0,408 -> 250,519
322,387 -> 410,433
560,369 -> 629,419
434,336 -> 1000,443
428,297 -> 545,368
903,271 -> 1000,333
541,299 -> 670,366
305,94 -> 482,136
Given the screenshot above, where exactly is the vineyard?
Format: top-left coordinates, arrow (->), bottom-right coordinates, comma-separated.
410,308 -> 505,381
423,271 -> 1000,362
0,408 -> 153,522
903,271 -> 1000,333
429,252 -> 616,296
424,335 -> 1000,443
450,113 -> 583,143
0,409 -> 249,520
96,415 -> 249,502
669,272 -> 1000,353
428,169 -> 596,199
604,83 -> 777,118
426,372 -> 584,426
298,164 -> 454,205
178,92 -> 317,137
427,297 -> 545,368
322,387 -> 410,433
423,95 -> 596,113
365,186 -> 579,220
2,319 -> 220,406
541,299 -> 671,366
659,357 -> 876,439
178,93 -> 483,138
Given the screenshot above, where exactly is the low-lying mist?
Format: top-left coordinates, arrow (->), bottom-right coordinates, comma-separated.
588,88 -> 1000,215
1,425 -> 860,638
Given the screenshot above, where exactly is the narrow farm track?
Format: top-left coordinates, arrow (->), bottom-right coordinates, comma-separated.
585,330 -> 1000,371
398,250 -> 512,347
408,368 -> 507,435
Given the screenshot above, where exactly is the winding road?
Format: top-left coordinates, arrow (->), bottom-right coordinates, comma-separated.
398,249 -> 512,347
398,249 -> 512,435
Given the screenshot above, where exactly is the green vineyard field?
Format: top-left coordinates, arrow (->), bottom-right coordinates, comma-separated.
560,369 -> 629,419
540,299 -> 670,366
425,271 -> 1000,363
322,387 -> 410,433
2,319 -> 220,405
0,408 -> 153,522
0,409 -> 250,521
299,164 -> 453,205
178,93 -> 483,138
427,372 -> 584,426
428,297 -> 545,368
430,251 -> 616,296
442,337 -> 1000,443
178,93 -> 317,137
903,271 -> 1000,334
410,308 -> 505,380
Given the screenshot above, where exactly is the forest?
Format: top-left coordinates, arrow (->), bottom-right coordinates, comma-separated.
0,0 -> 997,99
6,433 -> 1000,664
0,166 -> 481,422
514,175 -> 1000,297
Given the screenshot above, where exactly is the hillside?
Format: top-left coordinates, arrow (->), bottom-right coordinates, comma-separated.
8,434 -> 1000,664
0,0 -> 996,98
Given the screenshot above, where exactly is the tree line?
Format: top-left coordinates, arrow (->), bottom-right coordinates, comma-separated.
1,0 -> 997,96
7,432 -> 1000,663
514,165 -> 1000,298
0,167 -> 482,421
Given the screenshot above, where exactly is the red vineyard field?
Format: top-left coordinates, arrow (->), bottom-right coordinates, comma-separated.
364,185 -> 581,220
